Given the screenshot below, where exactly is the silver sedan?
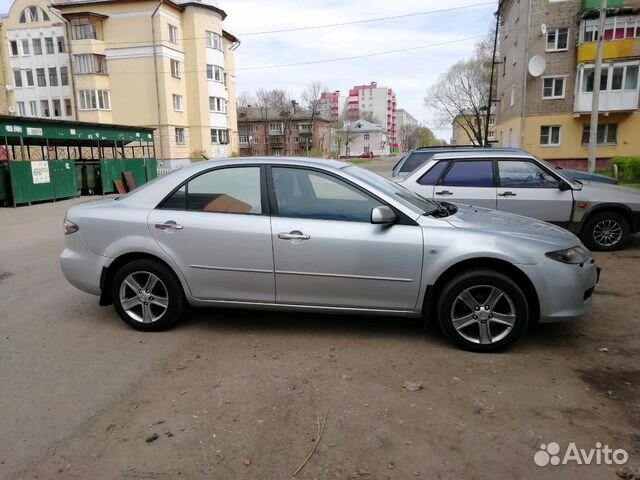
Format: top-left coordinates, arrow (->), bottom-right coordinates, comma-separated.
60,158 -> 599,352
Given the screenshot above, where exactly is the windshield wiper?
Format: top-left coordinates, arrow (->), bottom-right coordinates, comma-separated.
424,201 -> 458,218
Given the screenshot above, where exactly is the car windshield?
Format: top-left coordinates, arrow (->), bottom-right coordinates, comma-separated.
345,165 -> 440,215
533,156 -> 582,188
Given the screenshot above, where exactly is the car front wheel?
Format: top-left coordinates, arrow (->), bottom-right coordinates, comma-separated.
437,269 -> 529,352
112,259 -> 186,331
581,211 -> 629,252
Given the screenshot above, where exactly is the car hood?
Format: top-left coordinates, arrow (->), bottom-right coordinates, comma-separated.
443,204 -> 579,247
574,181 -> 640,206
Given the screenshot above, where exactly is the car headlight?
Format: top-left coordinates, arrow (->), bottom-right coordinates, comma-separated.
545,245 -> 591,264
63,218 -> 79,235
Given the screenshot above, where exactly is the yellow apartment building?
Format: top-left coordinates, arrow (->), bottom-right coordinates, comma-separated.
0,0 -> 239,160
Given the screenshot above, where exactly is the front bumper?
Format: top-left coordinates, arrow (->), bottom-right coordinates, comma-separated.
60,231 -> 109,296
519,257 -> 599,323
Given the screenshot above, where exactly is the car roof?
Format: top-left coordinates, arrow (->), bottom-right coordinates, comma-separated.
429,151 -> 534,160
413,146 -> 522,152
173,156 -> 350,176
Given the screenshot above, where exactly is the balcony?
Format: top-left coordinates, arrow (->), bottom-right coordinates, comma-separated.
239,135 -> 252,148
578,39 -> 640,63
574,90 -> 639,112
583,0 -> 622,9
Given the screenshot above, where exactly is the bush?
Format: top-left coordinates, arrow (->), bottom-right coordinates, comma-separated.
309,148 -> 324,158
190,150 -> 208,162
612,156 -> 640,183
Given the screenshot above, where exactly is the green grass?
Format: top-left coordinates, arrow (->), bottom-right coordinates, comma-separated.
623,183 -> 640,189
348,158 -> 374,165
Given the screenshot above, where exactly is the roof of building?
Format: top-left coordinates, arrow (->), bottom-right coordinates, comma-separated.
341,119 -> 386,134
54,0 -> 227,19
237,106 -> 331,123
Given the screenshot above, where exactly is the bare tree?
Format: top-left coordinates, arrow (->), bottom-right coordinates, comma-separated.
360,111 -> 380,125
237,91 -> 255,108
255,88 -> 270,121
300,82 -> 327,155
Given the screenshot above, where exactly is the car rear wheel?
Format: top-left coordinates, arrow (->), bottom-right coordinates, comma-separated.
112,259 -> 186,332
581,211 -> 629,252
437,269 -> 529,352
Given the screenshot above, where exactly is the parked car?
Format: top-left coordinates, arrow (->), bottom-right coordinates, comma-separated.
393,147 -> 619,185
359,152 -> 374,158
61,158 -> 599,352
399,151 -> 640,251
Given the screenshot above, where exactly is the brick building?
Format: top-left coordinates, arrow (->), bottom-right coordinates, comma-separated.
237,106 -> 332,157
496,0 -> 640,168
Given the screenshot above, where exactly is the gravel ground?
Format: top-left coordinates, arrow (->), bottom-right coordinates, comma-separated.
0,158 -> 639,480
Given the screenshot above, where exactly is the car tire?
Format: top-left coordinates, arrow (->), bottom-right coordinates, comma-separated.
581,211 -> 629,252
437,269 -> 529,352
112,258 -> 186,332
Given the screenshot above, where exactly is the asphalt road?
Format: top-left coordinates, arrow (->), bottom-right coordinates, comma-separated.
1,158 -> 639,479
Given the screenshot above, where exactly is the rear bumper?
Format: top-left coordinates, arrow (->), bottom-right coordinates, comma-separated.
519,258 -> 599,323
60,232 -> 108,296
631,211 -> 640,233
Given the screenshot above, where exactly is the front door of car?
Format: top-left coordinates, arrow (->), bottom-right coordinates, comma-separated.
432,159 -> 497,209
268,166 -> 423,311
148,165 -> 275,302
496,159 -> 573,223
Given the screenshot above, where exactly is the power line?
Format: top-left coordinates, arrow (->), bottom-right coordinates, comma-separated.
235,2 -> 496,36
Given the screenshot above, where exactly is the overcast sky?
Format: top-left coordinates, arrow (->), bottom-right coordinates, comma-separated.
0,0 -> 496,140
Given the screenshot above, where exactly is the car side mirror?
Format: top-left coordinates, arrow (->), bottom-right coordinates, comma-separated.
371,205 -> 397,224
558,181 -> 571,191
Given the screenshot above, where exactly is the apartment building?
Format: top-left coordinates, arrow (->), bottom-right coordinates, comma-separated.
319,90 -> 346,121
496,0 -> 640,168
345,82 -> 398,151
0,0 -> 239,160
451,112 -> 496,146
236,106 -> 332,157
395,108 -> 418,150
0,0 -> 73,119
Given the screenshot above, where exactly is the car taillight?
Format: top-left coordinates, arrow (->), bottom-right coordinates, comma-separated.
64,219 -> 79,235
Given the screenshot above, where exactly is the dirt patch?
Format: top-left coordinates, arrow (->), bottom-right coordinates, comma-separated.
594,289 -> 627,298
0,271 -> 14,284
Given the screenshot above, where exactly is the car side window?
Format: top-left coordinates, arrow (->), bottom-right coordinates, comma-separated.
272,167 -> 381,222
400,152 -> 435,173
498,160 -> 560,188
161,167 -> 263,214
418,161 -> 449,185
440,160 -> 494,187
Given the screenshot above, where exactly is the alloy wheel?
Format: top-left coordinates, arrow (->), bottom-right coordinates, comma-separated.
450,285 -> 516,345
118,271 -> 169,323
592,219 -> 623,248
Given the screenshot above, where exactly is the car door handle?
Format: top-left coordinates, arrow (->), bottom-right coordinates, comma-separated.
498,191 -> 517,197
155,221 -> 183,230
435,190 -> 453,196
278,231 -> 310,241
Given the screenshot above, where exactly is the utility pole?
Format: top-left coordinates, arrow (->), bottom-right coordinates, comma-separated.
587,0 -> 608,173
485,9 -> 500,147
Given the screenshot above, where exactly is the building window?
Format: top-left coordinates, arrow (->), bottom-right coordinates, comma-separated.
77,89 -> 111,110
57,36 -> 66,53
52,99 -> 61,117
13,69 -> 22,88
64,98 -> 72,116
175,127 -> 185,145
19,6 -> 49,23
71,17 -> 98,40
48,67 -> 58,86
580,63 -> 639,92
168,24 -> 178,43
10,40 -> 18,56
21,39 -> 30,55
36,68 -> 46,86
25,69 -> 34,86
206,31 -> 222,50
209,96 -> 226,113
510,85 -> 516,106
502,56 -> 506,76
45,37 -> 54,54
17,101 -> 26,116
364,133 -> 370,140
540,126 -> 561,146
546,28 -> 569,51
170,59 -> 181,78
74,54 -> 107,74
210,128 -> 229,144
33,38 -> 42,55
29,100 -> 37,116
542,77 -> 566,99
206,64 -> 224,82
41,99 -> 50,117
172,94 -> 183,111
60,66 -> 69,86
239,135 -> 250,144
581,124 -> 617,145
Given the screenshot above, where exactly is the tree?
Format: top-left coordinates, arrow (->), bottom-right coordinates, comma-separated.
301,82 -> 327,156
237,91 -> 255,108
360,111 -> 380,125
424,33 -> 494,147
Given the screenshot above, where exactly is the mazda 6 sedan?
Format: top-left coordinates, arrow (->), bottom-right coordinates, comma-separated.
61,158 -> 599,352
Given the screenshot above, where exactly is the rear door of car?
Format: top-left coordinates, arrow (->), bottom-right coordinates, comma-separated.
496,158 -> 573,223
148,165 -> 275,302
433,159 -> 497,209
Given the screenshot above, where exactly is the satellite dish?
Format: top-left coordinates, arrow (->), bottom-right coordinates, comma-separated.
8,106 -> 16,113
540,23 -> 547,35
528,55 -> 547,77
5,84 -> 14,91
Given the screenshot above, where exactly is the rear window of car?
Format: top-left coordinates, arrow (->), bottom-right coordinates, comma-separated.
399,152 -> 436,173
441,160 -> 494,187
418,161 -> 449,185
